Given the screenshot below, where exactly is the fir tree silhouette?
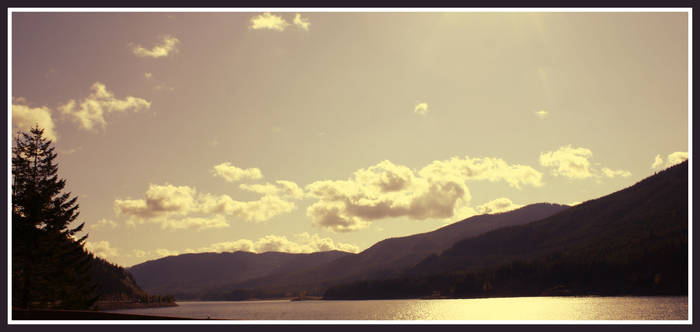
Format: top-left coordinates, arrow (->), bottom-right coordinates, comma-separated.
12,126 -> 98,309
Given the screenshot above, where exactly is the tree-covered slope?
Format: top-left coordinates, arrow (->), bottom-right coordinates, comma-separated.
325,161 -> 688,299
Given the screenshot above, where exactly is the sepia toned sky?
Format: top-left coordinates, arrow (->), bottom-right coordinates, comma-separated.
10,10 -> 689,267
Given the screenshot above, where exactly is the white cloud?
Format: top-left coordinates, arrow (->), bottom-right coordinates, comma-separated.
450,200 -> 479,221
59,82 -> 151,131
601,167 -> 632,178
132,35 -> 180,58
306,157 -> 542,232
212,194 -> 296,223
89,218 -> 118,231
293,13 -> 311,30
154,248 -> 179,258
239,180 -> 304,200
667,151 -> 689,166
540,145 -> 594,179
651,151 -> 688,170
115,183 -> 198,219
414,102 -> 429,115
206,239 -> 256,253
12,100 -> 58,142
249,13 -> 289,31
85,240 -> 119,259
159,215 -> 230,231
212,162 -> 264,182
238,183 -> 278,195
540,145 -> 633,180
293,232 -> 359,253
115,182 -> 297,226
651,154 -> 664,169
156,233 -> 359,259
475,197 -> 523,215
418,156 -> 544,189
534,110 -> 548,119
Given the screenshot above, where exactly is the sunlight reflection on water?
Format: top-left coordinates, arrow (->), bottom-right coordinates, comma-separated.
108,296 -> 687,320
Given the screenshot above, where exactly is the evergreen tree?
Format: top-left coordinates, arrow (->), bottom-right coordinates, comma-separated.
12,126 -> 98,309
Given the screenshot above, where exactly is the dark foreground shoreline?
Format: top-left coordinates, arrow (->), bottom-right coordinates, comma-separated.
12,309 -> 194,320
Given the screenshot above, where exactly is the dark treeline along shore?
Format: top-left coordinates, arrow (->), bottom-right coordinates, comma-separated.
11,127 -> 175,319
128,161 -> 688,302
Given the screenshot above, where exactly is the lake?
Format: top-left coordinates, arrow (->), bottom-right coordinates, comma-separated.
106,296 -> 688,321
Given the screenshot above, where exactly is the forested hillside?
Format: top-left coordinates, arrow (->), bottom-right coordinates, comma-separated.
325,161 -> 688,300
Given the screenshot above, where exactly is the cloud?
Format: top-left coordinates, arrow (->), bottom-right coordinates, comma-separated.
154,248 -> 180,258
12,100 -> 58,142
159,215 -> 230,231
418,156 -> 544,189
293,13 -> 310,30
85,240 -> 119,259
475,197 -> 523,215
652,151 -> 688,170
132,35 -> 180,58
450,201 -> 478,221
306,157 -> 542,232
651,154 -> 664,169
667,151 -> 689,166
59,82 -> 151,131
239,180 -> 304,200
205,239 -> 255,253
414,102 -> 429,115
212,162 -> 264,182
540,145 -> 634,180
155,233 -> 359,259
540,145 -> 594,179
115,183 -> 297,226
601,167 -> 632,178
89,218 -> 118,231
534,110 -> 548,119
249,13 -> 290,31
208,194 -> 296,223
115,183 -> 198,219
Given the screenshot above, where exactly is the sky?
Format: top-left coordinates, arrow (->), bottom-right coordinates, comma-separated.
10,10 -> 690,267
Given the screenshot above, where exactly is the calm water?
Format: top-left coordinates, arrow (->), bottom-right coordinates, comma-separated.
108,296 -> 688,321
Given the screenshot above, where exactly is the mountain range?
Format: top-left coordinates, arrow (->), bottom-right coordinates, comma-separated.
326,161 -> 688,299
129,203 -> 567,299
128,161 -> 688,300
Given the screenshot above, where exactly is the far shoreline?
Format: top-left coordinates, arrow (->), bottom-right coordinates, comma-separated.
154,293 -> 688,303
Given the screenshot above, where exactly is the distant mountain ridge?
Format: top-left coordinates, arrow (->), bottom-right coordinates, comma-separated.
129,250 -> 350,298
129,203 -> 568,299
